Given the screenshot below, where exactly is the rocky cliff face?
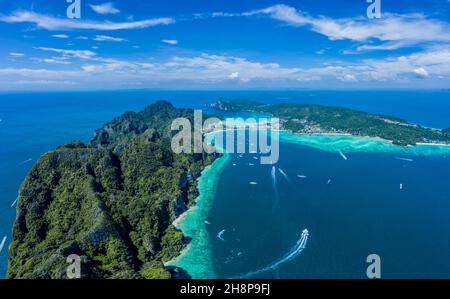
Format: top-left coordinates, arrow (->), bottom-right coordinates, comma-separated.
8,101 -> 214,279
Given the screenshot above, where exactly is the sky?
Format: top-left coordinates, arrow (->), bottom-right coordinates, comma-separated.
0,0 -> 450,90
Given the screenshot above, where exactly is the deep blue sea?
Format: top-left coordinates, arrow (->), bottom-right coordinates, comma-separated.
205,142 -> 450,278
1,90 -> 450,278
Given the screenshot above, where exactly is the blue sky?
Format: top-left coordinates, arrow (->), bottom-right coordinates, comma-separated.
0,0 -> 450,90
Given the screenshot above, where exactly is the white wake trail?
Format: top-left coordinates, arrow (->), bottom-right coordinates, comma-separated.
395,157 -> 414,162
0,236 -> 7,253
271,166 -> 279,210
241,229 -> 309,278
338,150 -> 348,160
10,197 -> 18,208
217,229 -> 226,241
271,166 -> 277,185
278,168 -> 290,182
17,158 -> 32,166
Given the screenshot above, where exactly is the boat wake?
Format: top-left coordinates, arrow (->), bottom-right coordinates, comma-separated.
240,229 -> 309,278
0,236 -> 7,253
271,166 -> 277,185
395,157 -> 414,162
10,197 -> 18,208
217,229 -> 226,241
271,166 -> 279,210
278,168 -> 290,182
338,150 -> 348,161
17,158 -> 32,166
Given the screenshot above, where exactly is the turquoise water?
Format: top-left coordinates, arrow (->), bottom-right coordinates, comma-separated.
166,154 -> 231,277
1,90 -> 450,278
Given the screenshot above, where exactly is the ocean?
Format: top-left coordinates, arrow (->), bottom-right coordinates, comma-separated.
1,90 -> 450,278
171,135 -> 450,278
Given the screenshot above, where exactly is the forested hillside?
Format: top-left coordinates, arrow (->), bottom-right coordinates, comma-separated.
8,101 -> 215,279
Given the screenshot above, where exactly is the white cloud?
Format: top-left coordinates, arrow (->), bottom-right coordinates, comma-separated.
76,54 -> 307,84
94,35 -> 127,42
0,10 -> 174,30
356,41 -> 418,52
414,67 -> 430,78
9,52 -> 25,57
338,74 -> 357,82
76,36 -> 89,40
11,80 -> 77,85
0,67 -> 79,78
90,2 -> 120,15
35,47 -> 97,60
89,2 -> 120,15
360,47 -> 450,80
31,57 -> 72,65
52,34 -> 69,39
228,72 -> 239,79
233,5 -> 450,50
315,49 -> 326,55
162,39 -> 178,45
2,48 -> 450,89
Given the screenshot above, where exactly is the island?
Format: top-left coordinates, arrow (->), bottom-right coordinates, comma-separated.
8,101 -> 218,279
9,99 -> 449,279
209,100 -> 450,146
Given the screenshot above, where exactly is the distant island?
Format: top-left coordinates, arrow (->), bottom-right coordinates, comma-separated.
209,100 -> 450,146
8,101 -> 218,279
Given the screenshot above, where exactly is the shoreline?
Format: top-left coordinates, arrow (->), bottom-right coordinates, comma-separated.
208,125 -> 449,148
283,131 -> 450,148
416,142 -> 450,147
164,152 -> 231,278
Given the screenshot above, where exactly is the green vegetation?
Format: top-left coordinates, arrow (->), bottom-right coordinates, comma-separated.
8,101 -> 216,279
443,128 -> 450,136
210,100 -> 450,146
